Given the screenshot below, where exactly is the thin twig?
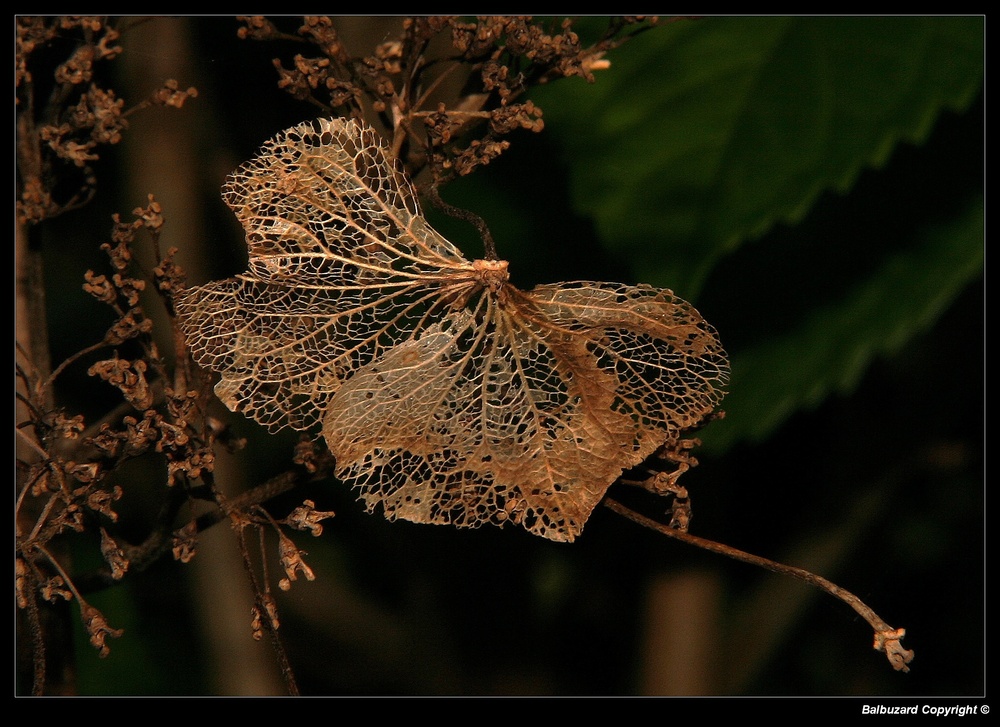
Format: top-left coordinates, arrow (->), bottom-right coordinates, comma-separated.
44,340 -> 110,392
74,470 -> 302,594
603,498 -> 915,672
426,184 -> 497,260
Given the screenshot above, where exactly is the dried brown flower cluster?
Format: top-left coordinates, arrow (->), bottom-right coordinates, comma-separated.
15,16 -> 197,225
16,17 -> 330,694
236,15 -> 657,185
16,199 -> 338,692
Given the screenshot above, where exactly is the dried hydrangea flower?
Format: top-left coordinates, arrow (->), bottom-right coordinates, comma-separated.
177,117 -> 728,542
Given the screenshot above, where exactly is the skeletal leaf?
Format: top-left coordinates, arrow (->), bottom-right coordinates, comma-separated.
176,117 -> 729,542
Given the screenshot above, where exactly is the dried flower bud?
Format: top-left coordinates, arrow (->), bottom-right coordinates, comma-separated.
101,232 -> 134,270
132,194 -> 163,231
111,273 -> 146,308
88,355 -> 153,410
165,445 -> 214,486
41,575 -> 72,603
54,43 -> 95,85
283,499 -> 336,537
292,437 -> 320,473
151,79 -> 198,109
99,527 -> 129,579
81,603 -> 124,658
52,411 -> 87,439
121,411 -> 160,456
237,16 -> 279,42
17,176 -> 58,224
88,423 -> 124,457
153,247 -> 186,294
250,594 -> 280,640
874,628 -> 915,673
83,270 -> 116,303
250,605 -> 264,640
86,485 -> 122,521
172,521 -> 198,563
277,532 -> 315,587
104,309 -> 153,346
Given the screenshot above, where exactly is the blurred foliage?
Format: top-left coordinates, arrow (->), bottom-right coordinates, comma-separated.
527,15 -> 983,451
531,17 -> 982,295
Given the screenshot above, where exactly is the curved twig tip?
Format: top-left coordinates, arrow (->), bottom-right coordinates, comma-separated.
874,627 -> 914,673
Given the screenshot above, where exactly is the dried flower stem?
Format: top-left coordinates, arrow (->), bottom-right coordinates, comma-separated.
603,497 -> 915,673
34,545 -> 83,602
425,183 -> 498,261
44,341 -> 109,392
231,519 -> 300,696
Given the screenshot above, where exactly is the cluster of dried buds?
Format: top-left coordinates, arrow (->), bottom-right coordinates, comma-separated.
236,15 -> 657,185
16,198 -> 336,671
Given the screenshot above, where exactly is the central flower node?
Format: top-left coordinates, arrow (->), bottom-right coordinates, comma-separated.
472,258 -> 510,294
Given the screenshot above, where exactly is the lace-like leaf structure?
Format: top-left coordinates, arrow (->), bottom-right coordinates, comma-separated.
176,117 -> 729,542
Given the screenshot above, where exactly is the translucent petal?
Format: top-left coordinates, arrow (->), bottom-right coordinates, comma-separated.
176,117 -> 729,541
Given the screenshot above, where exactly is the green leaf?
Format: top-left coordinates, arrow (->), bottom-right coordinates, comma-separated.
531,16 -> 984,298
698,196 -> 983,454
